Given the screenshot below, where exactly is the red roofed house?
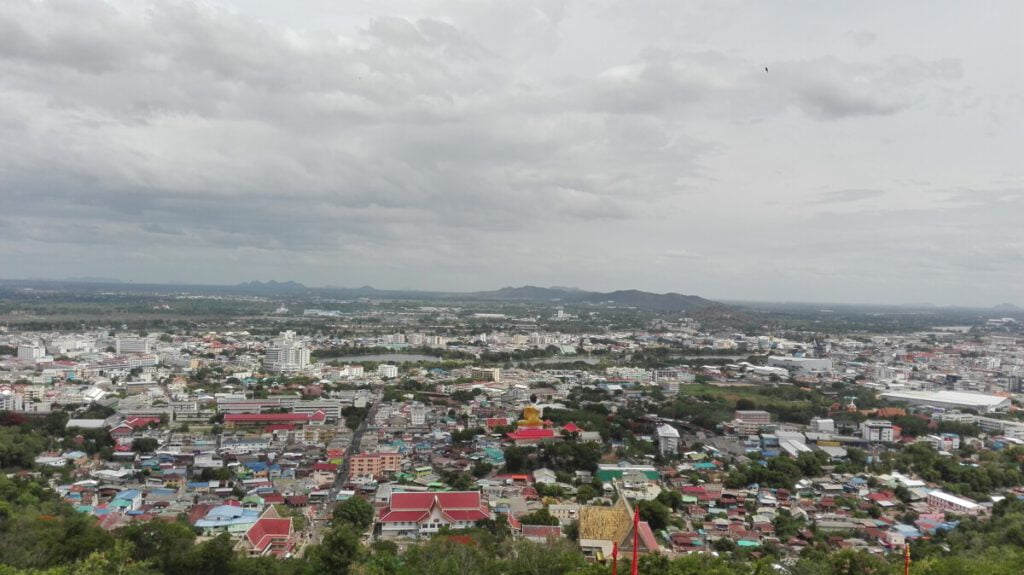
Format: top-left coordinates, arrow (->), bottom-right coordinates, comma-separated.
378,491 -> 491,539
506,428 -> 557,445
236,507 -> 296,557
561,422 -> 582,434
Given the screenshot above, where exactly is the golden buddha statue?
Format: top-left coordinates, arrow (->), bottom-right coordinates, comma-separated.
517,404 -> 544,428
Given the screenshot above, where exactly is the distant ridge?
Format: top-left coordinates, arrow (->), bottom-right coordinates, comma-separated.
993,302 -> 1022,312
235,280 -> 309,294
473,285 -> 718,311
0,279 -> 720,311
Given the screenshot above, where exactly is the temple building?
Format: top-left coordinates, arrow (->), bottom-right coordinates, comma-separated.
577,497 -> 660,561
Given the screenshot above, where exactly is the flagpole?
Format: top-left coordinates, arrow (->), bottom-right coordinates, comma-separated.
904,542 -> 911,575
630,505 -> 640,575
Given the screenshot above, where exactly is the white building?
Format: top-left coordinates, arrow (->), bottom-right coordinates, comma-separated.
0,391 -> 24,411
862,420 -> 894,443
656,424 -> 680,456
263,331 -> 310,373
927,490 -> 981,515
17,344 -> 45,362
766,356 -> 832,376
810,417 -> 836,433
377,364 -> 398,379
410,404 -> 427,426
879,390 -> 1011,413
115,337 -> 152,354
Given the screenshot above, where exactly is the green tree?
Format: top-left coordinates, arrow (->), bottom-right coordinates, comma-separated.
517,509 -> 560,526
637,500 -> 671,531
308,524 -> 364,574
130,438 -> 158,453
333,496 -> 375,531
114,520 -> 196,575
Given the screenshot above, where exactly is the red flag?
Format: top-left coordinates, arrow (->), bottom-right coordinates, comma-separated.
611,541 -> 618,575
630,505 -> 640,575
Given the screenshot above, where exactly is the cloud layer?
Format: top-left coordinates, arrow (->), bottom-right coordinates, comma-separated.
1,0 -> 1022,305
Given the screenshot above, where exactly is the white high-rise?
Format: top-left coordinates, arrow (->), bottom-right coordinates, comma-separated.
656,424 -> 680,456
264,331 -> 311,373
18,343 -> 45,362
116,337 -> 151,354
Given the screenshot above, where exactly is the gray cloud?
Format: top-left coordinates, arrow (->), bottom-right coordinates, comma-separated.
815,189 -> 886,204
0,0 -> 1018,305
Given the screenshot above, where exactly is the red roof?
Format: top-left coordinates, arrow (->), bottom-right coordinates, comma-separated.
246,517 -> 292,552
562,422 -> 582,433
486,418 -> 510,428
522,524 -> 562,539
380,491 -> 489,524
125,417 -> 161,429
313,462 -> 339,472
506,428 -> 556,440
444,509 -> 490,522
224,413 -> 311,423
379,510 -> 429,522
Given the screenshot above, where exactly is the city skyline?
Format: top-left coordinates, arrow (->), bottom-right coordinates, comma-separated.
2,1 -> 1023,306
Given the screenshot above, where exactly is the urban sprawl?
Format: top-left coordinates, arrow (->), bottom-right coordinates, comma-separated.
3,287 -> 1024,574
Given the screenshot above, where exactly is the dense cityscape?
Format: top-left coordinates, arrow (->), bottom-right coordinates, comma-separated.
1,281 -> 1023,574
3,1 -> 1023,574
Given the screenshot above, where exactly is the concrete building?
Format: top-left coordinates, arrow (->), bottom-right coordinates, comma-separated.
735,410 -> 771,425
656,424 -> 680,456
862,420 -> 894,443
471,367 -> 501,382
927,490 -> 981,515
410,404 -> 427,426
377,364 -> 399,378
263,331 -> 310,373
767,356 -> 832,376
349,452 -> 401,478
115,337 -> 152,354
18,343 -> 45,362
810,417 -> 836,433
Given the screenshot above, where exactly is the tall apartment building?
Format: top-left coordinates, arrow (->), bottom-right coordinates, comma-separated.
471,367 -> 501,382
656,424 -> 680,455
410,404 -> 427,426
17,344 -> 45,362
115,337 -> 152,354
377,364 -> 399,378
264,331 -> 310,373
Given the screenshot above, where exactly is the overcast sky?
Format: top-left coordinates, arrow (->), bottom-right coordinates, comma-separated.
1,1 -> 1022,306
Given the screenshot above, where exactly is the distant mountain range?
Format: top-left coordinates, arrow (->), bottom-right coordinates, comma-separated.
473,286 -> 718,310
0,278 -> 720,311
239,282 -> 720,311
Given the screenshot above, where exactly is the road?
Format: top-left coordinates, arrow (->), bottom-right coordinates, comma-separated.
311,392 -> 381,545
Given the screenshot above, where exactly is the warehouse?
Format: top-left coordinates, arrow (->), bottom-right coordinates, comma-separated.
879,390 -> 1010,413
